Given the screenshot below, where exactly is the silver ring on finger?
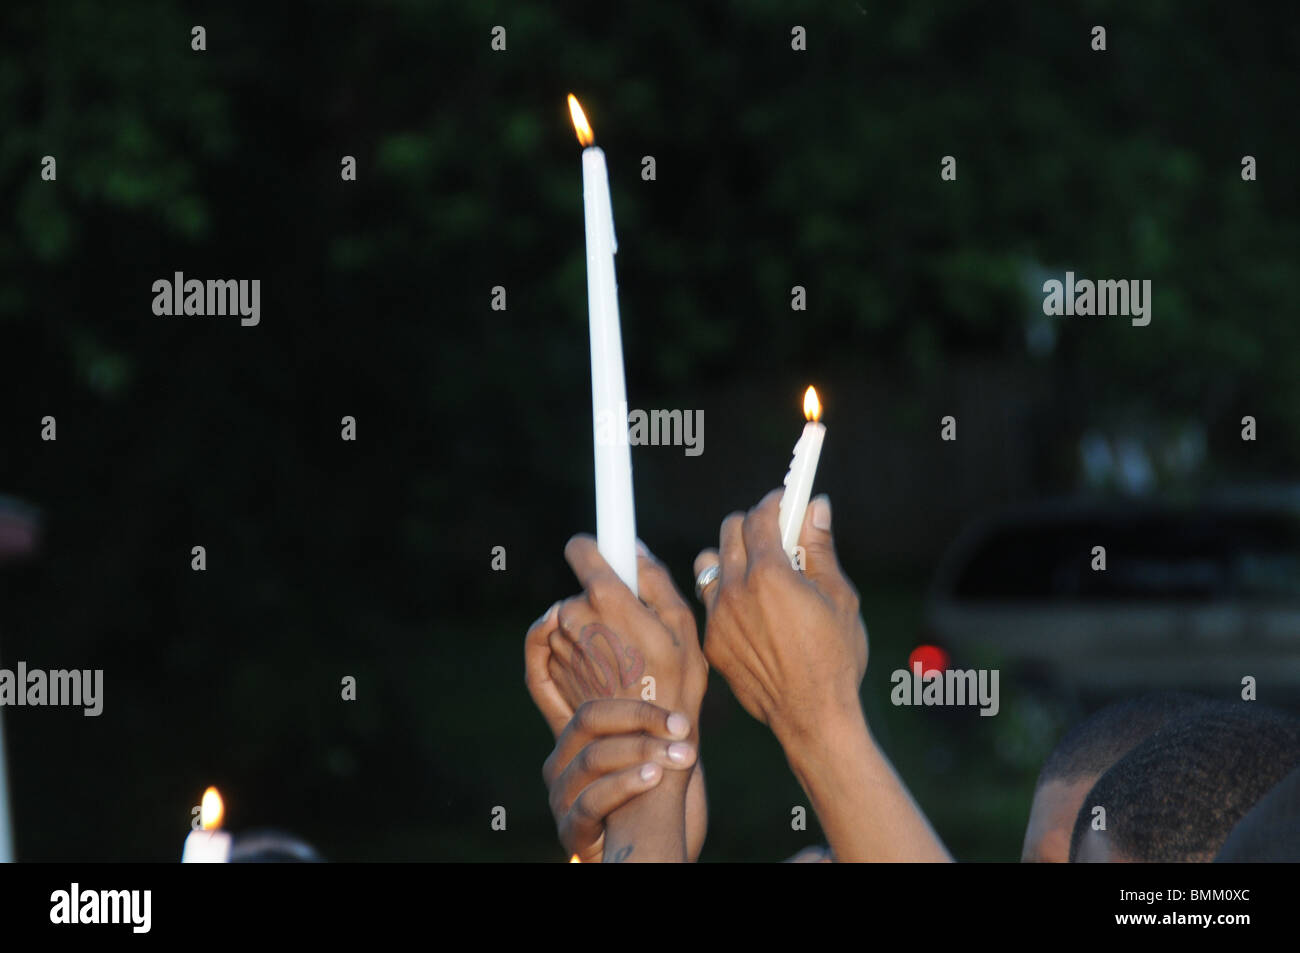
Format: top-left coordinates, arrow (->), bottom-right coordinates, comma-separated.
694,563 -> 721,602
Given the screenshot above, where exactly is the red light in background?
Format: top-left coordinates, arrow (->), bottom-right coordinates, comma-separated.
908,644 -> 949,676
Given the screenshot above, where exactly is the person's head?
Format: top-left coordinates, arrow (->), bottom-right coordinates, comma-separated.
1021,692 -> 1209,862
230,830 -> 323,862
1215,764 -> 1300,862
1070,705 -> 1300,862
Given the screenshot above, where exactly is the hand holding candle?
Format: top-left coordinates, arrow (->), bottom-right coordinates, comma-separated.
778,386 -> 826,559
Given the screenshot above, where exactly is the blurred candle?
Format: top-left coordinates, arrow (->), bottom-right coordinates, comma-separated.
182,786 -> 231,863
0,501 -> 38,863
778,387 -> 826,558
569,94 -> 638,596
0,713 -> 11,862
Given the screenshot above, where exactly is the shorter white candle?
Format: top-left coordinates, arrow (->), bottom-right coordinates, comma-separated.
778,386 -> 826,558
182,786 -> 231,863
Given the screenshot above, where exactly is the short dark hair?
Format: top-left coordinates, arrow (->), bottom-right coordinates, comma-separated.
1037,692 -> 1210,789
1215,764 -> 1300,861
1069,705 -> 1300,862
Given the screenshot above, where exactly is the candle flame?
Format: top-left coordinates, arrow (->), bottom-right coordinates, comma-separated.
803,386 -> 822,422
200,786 -> 224,831
569,853 -> 581,863
568,94 -> 595,147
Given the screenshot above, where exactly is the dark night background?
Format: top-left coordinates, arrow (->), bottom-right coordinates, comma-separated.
0,1 -> 1297,861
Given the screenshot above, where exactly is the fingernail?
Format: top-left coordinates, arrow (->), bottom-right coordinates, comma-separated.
667,742 -> 692,765
666,713 -> 690,738
640,763 -> 661,783
636,539 -> 649,557
813,495 -> 832,531
532,601 -> 558,628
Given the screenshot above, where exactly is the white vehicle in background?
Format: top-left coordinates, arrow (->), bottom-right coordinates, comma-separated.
924,490 -> 1300,697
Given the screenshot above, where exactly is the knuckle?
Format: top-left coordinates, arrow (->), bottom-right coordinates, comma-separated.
558,596 -> 585,628
586,577 -> 619,609
574,744 -> 595,777
636,700 -> 662,731
842,582 -> 862,614
640,734 -> 662,762
748,561 -> 780,588
574,700 -> 597,733
716,579 -> 739,609
667,606 -> 696,637
556,813 -> 575,849
547,779 -> 563,817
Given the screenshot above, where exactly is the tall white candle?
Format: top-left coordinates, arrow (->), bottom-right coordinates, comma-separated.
778,386 -> 826,558
182,786 -> 231,863
570,94 -> 638,596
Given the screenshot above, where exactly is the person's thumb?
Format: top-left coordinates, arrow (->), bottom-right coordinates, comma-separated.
798,495 -> 846,594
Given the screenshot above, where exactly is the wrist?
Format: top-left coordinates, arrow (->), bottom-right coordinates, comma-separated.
652,681 -> 706,727
604,767 -> 690,863
778,701 -> 951,863
779,696 -> 871,786
772,686 -> 864,751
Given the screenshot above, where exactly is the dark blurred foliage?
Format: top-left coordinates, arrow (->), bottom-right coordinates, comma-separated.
0,1 -> 1295,860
